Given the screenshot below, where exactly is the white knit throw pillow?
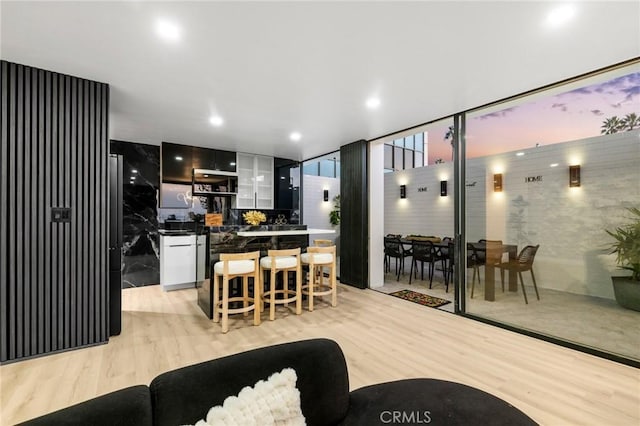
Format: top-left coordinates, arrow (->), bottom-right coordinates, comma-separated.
190,368 -> 306,426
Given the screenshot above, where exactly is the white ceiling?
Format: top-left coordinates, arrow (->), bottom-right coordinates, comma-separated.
2,1 -> 639,161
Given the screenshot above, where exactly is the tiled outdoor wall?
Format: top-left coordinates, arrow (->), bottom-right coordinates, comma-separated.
302,174 -> 340,246
384,163 -> 455,238
385,130 -> 640,299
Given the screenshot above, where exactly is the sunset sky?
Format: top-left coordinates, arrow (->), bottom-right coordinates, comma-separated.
425,71 -> 640,164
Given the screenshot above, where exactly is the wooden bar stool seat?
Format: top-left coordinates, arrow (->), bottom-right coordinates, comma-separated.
260,248 -> 302,321
301,245 -> 337,311
213,251 -> 261,333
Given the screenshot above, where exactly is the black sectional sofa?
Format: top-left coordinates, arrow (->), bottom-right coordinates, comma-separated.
20,338 -> 536,425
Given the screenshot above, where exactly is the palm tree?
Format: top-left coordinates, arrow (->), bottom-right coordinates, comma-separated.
443,125 -> 454,160
600,116 -> 624,134
622,112 -> 640,131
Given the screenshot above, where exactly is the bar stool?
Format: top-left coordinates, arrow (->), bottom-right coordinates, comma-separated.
260,248 -> 302,320
312,239 -> 333,282
213,251 -> 261,333
301,245 -> 337,311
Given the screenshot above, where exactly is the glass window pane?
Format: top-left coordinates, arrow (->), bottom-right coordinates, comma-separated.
319,159 -> 335,177
415,133 -> 424,152
404,149 -> 414,169
384,144 -> 393,170
303,162 -> 319,176
464,64 -> 640,362
415,151 -> 424,168
394,138 -> 404,147
394,147 -> 404,170
404,135 -> 414,150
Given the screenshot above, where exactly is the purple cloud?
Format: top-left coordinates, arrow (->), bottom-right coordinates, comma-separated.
478,106 -> 517,120
621,85 -> 640,103
591,109 -> 604,116
552,103 -> 567,112
565,87 -> 592,96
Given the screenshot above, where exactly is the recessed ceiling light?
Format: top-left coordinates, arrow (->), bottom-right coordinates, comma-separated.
132,169 -> 138,174
516,152 -> 525,156
366,97 -> 381,109
155,19 -> 181,42
230,162 -> 236,166
175,156 -> 183,161
203,174 -> 209,178
546,4 -> 575,28
209,115 -> 224,127
290,132 -> 302,142
550,163 -> 559,167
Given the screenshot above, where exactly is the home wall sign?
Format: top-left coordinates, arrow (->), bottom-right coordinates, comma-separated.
524,176 -> 543,183
417,187 -> 428,192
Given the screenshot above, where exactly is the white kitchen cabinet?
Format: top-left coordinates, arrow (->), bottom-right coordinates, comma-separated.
160,234 -> 196,291
235,153 -> 273,209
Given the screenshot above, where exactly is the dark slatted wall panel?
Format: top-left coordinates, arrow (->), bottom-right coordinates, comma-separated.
0,61 -> 109,363
339,140 -> 368,289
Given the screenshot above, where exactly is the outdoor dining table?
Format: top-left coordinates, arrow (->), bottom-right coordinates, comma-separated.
426,240 -> 518,302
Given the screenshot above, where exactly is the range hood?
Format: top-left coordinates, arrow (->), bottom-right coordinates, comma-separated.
192,169 -> 237,195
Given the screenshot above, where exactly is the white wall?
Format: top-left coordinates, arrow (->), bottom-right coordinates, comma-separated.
302,174 -> 340,246
384,130 -> 640,299
369,142 -> 385,288
384,162 -> 455,238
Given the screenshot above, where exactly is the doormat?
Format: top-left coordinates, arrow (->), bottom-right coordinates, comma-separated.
388,289 -> 451,308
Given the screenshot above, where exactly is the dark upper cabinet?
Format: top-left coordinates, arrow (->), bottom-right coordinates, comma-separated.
162,142 -> 237,183
192,147 -> 237,172
162,142 -> 194,184
274,157 -> 300,210
214,149 -> 237,172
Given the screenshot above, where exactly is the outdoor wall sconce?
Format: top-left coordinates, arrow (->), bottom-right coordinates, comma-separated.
569,165 -> 581,187
400,185 -> 407,199
493,173 -> 503,192
323,189 -> 329,201
440,180 -> 448,197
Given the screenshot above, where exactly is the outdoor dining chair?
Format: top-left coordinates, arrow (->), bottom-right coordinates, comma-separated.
498,244 -> 541,304
384,236 -> 412,281
409,240 -> 438,287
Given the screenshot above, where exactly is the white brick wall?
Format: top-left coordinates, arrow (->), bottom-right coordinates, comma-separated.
384,130 -> 640,299
302,174 -> 340,246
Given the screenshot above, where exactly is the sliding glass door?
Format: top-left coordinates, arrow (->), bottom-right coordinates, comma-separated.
461,63 -> 640,363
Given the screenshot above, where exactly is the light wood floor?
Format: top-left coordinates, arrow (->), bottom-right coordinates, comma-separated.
1,283 -> 639,425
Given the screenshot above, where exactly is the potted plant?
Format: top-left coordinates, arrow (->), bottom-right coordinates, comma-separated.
605,207 -> 640,311
329,195 -> 340,226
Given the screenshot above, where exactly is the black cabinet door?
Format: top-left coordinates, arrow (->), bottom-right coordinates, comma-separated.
274,157 -> 299,210
163,143 -> 237,183
192,146 -> 216,170
192,147 -> 236,172
215,149 -> 237,172
162,142 -> 193,183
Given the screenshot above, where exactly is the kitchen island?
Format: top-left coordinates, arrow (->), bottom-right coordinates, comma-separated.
197,224 -> 335,319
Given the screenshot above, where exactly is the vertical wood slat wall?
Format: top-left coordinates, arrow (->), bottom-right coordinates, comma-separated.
0,60 -> 109,363
339,140 -> 368,289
